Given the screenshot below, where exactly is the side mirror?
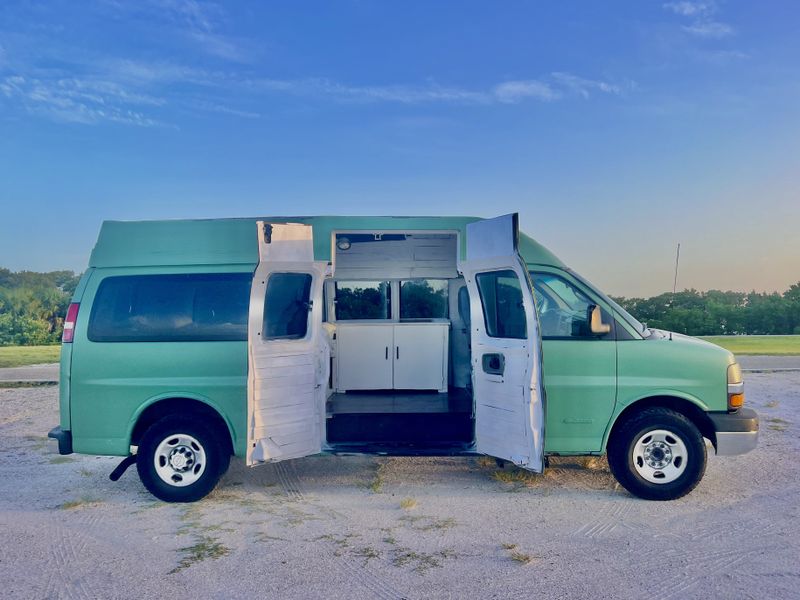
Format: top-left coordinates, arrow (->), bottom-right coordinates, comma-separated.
589,304 -> 611,335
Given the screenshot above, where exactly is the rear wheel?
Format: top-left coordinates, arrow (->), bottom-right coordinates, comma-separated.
608,408 -> 706,501
137,415 -> 228,502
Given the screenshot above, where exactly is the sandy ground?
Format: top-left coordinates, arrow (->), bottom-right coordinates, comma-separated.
0,372 -> 798,600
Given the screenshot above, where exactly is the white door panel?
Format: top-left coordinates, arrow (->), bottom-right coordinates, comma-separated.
393,324 -> 448,391
247,221 -> 329,465
335,324 -> 394,391
460,214 -> 545,472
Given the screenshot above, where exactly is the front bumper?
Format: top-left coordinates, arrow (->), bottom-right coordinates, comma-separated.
708,408 -> 759,456
48,426 -> 73,455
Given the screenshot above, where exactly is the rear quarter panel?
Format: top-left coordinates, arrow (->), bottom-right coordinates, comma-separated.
69,266 -> 251,457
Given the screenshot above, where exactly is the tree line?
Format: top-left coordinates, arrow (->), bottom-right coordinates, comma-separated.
0,268 -> 80,345
611,284 -> 800,336
0,267 -> 798,345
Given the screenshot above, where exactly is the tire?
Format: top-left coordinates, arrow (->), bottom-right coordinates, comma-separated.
608,407 -> 707,501
136,415 -> 228,503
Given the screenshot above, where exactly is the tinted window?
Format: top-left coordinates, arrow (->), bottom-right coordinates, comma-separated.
531,272 -> 613,339
476,270 -> 527,339
89,273 -> 251,342
263,273 -> 312,340
335,281 -> 391,320
400,279 -> 448,319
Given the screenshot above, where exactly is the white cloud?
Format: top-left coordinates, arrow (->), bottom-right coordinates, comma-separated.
662,0 -> 735,39
493,80 -> 560,103
682,21 -> 735,38
662,2 -> 714,17
550,73 -> 624,99
0,75 -> 161,126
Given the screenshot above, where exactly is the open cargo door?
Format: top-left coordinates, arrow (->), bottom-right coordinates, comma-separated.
247,221 -> 329,465
459,214 -> 545,471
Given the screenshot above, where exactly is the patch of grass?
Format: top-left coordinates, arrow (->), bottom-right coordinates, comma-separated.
492,468 -> 539,486
0,380 -> 58,388
476,456 -> 496,469
399,497 -> 417,510
398,514 -> 456,531
0,345 -> 61,368
392,548 -> 456,573
699,335 -> 800,356
79,468 -> 93,477
766,417 -> 791,431
354,546 -> 381,563
49,456 -> 75,464
169,535 -> 230,574
58,496 -> 101,510
510,550 -> 534,564
501,542 -> 517,550
383,535 -> 397,545
367,462 -> 386,493
765,400 -> 780,408
502,543 -> 535,564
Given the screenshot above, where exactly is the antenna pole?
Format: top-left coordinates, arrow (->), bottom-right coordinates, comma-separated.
672,243 -> 681,298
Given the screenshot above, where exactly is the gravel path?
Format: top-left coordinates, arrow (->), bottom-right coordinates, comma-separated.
1,373 -> 798,599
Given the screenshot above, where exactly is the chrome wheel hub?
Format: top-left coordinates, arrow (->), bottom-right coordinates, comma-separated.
632,429 -> 688,484
154,434 -> 207,487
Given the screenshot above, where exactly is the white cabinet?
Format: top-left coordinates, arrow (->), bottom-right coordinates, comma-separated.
336,324 -> 394,391
393,324 -> 448,391
335,322 -> 449,392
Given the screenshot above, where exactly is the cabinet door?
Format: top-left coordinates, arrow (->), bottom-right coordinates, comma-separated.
336,325 -> 394,390
393,325 -> 447,391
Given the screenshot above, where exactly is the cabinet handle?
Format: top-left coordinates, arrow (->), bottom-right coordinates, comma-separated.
396,346 -> 399,360
385,346 -> 388,360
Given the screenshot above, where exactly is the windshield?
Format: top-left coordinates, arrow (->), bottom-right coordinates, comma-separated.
564,270 -> 648,338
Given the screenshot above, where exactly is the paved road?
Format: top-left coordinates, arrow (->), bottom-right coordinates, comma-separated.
0,363 -> 59,382
737,355 -> 800,371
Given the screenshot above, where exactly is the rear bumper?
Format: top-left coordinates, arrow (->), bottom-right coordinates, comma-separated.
48,426 -> 73,455
708,408 -> 759,456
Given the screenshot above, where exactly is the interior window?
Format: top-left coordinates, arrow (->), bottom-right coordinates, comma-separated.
264,273 -> 312,340
400,279 -> 448,319
530,272 -> 611,339
334,281 -> 391,320
475,270 -> 527,339
88,273 -> 251,342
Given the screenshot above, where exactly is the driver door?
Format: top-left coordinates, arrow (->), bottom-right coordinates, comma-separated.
460,214 -> 545,471
247,221 -> 329,465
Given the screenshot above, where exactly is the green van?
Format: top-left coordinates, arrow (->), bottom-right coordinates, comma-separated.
48,214 -> 758,502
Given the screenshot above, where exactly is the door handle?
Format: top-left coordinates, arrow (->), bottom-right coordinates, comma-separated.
396,346 -> 399,360
385,346 -> 389,360
482,353 -> 505,375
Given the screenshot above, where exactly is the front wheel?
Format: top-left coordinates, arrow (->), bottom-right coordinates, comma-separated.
137,416 -> 228,502
608,408 -> 707,501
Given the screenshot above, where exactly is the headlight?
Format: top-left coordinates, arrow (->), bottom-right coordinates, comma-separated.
727,362 -> 744,411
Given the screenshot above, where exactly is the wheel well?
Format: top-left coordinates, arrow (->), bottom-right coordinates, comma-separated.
607,396 -> 717,450
131,398 -> 234,456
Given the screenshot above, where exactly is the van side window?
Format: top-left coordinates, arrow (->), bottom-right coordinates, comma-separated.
88,273 -> 251,342
475,270 -> 527,339
399,279 -> 448,319
334,281 -> 391,320
530,272 -> 613,339
263,273 -> 313,340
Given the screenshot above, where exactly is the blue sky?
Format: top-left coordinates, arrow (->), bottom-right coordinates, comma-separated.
1,0 -> 798,296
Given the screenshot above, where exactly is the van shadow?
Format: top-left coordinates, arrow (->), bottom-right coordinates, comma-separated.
218,454 -> 622,500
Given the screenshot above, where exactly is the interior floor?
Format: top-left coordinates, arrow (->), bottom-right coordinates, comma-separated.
326,388 -> 474,448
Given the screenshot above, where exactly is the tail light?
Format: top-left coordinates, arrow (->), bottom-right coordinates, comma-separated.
62,303 -> 80,343
727,362 -> 744,411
